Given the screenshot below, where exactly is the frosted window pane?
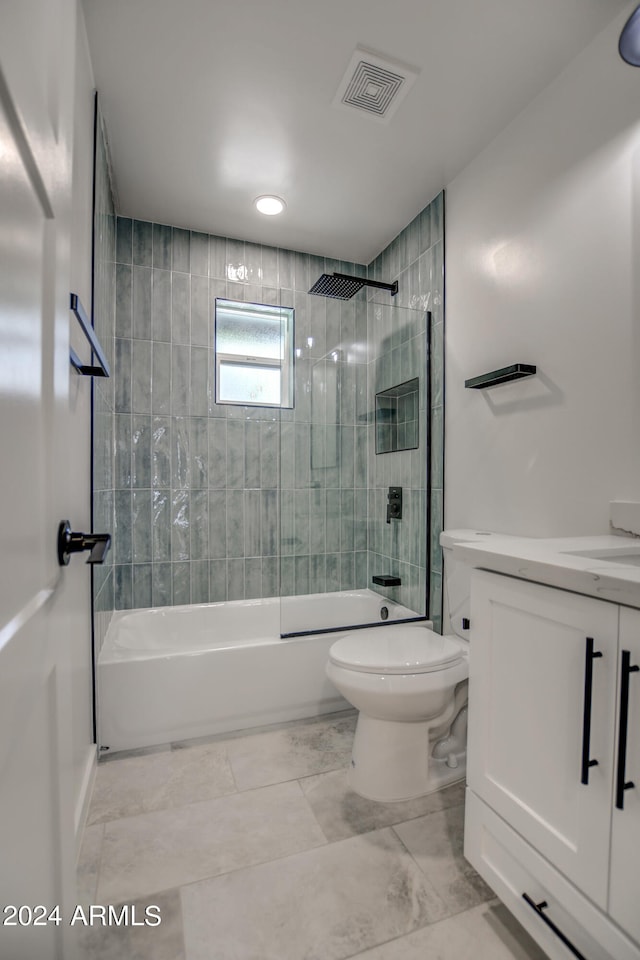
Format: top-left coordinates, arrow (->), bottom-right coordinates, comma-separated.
215,298 -> 294,407
217,301 -> 284,360
218,362 -> 281,405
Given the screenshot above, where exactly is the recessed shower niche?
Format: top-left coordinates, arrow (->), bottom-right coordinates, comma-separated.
375,377 -> 419,454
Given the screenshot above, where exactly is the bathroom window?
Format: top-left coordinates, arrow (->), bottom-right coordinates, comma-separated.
215,299 -> 294,408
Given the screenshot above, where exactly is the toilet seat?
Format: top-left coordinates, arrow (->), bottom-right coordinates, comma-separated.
329,627 -> 464,675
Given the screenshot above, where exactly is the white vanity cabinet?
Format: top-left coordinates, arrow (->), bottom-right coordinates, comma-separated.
465,569 -> 640,959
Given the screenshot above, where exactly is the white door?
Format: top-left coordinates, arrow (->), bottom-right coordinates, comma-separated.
467,569 -> 618,907
609,605 -> 640,944
0,2 -> 79,958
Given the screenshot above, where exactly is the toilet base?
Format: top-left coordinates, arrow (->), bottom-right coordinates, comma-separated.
347,713 -> 466,802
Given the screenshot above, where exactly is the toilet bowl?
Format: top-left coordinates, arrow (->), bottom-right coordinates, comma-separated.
326,625 -> 468,802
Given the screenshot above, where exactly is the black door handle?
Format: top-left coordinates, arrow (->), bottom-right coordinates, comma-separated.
581,637 -> 602,785
57,521 -> 111,566
522,894 -> 588,960
615,649 -> 639,810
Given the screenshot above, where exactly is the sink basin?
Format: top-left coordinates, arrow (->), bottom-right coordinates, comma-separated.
562,546 -> 640,567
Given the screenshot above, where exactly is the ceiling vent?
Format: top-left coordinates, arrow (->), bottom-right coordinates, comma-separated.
333,47 -> 419,124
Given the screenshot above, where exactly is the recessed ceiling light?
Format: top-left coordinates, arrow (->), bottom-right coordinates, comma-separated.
255,195 -> 286,216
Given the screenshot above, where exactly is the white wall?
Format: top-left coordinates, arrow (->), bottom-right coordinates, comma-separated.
67,5 -> 98,844
445,3 -> 640,537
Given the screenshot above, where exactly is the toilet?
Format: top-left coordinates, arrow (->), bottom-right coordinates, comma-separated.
326,530 -> 485,802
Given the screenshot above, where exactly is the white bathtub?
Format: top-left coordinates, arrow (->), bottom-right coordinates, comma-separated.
98,589 -> 423,753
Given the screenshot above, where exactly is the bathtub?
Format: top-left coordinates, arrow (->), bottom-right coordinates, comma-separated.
98,589 -> 423,753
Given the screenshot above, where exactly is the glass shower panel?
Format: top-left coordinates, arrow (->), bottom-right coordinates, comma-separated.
91,99 -> 116,645
279,290 -> 430,637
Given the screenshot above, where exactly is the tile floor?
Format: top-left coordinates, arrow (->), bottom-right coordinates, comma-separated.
77,712 -> 548,960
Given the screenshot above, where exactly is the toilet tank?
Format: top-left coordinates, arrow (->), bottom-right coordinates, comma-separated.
439,530 -> 511,640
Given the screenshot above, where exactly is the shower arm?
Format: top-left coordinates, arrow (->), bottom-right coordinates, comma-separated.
332,273 -> 399,296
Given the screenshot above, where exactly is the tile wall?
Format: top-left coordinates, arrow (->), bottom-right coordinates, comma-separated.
110,221 -> 367,608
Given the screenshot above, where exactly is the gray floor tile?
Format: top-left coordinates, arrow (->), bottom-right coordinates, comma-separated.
79,888 -> 185,960
97,780 -> 326,903
181,827 -> 449,960
225,713 -> 356,791
393,804 -> 494,915
300,768 -> 465,841
85,715 -> 514,960
88,742 -> 236,824
76,824 -> 104,908
347,900 -> 548,959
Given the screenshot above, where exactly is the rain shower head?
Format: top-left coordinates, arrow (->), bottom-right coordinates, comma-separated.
308,272 -> 398,300
309,273 -> 365,299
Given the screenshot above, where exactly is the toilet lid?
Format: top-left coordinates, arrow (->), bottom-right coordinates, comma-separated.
328,627 -> 464,675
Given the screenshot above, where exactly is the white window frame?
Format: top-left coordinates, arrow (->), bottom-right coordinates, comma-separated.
214,298 -> 295,409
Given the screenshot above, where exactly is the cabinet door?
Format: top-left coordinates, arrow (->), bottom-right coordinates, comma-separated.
467,570 -> 618,907
609,605 -> 640,944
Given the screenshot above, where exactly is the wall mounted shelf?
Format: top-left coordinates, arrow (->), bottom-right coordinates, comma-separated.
465,363 -> 536,390
69,293 -> 110,378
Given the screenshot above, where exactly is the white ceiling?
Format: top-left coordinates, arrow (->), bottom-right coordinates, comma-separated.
82,0 -> 629,264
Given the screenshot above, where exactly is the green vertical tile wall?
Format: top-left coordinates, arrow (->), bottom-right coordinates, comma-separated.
111,220 -> 367,608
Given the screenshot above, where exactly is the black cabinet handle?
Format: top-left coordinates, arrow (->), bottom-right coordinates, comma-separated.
581,637 -> 602,785
615,650 -> 639,810
522,894 -> 588,960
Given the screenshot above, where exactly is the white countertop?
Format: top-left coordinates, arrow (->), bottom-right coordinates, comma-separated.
450,531 -> 640,609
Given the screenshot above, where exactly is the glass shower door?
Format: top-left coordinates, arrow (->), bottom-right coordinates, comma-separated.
279,288 -> 431,637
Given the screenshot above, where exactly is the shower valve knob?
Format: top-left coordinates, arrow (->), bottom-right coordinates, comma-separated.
386,486 -> 403,523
